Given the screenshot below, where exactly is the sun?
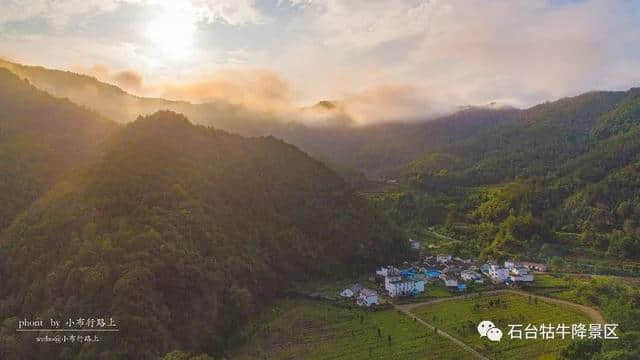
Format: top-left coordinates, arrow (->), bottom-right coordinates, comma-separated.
146,9 -> 196,58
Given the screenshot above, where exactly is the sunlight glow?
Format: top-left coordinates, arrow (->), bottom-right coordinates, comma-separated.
146,8 -> 196,58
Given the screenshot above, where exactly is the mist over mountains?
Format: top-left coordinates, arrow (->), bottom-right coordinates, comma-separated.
0,59 -> 522,178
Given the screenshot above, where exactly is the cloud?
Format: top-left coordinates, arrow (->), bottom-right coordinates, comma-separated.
297,84 -> 443,126
71,64 -> 144,93
286,0 -> 431,50
3,0 -> 640,125
341,85 -> 439,124
192,0 -> 267,25
160,69 -> 291,112
0,0 -> 121,26
71,62 -> 430,126
111,70 -> 144,92
274,0 -> 640,116
69,60 -> 438,128
0,0 -> 266,27
403,0 -> 640,104
70,65 -> 290,114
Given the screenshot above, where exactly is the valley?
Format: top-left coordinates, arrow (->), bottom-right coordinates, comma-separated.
1,59 -> 640,359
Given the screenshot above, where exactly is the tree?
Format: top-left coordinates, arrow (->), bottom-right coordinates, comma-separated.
550,256 -> 564,273
559,339 -> 602,359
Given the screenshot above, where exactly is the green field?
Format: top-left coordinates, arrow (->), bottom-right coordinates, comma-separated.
394,282 -> 454,304
527,274 -> 633,304
532,274 -> 573,288
527,274 -> 576,299
411,293 -> 592,360
233,299 -> 475,360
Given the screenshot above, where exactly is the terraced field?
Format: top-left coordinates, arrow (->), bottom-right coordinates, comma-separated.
233,299 -> 475,359
411,293 -> 593,359
527,274 -> 576,299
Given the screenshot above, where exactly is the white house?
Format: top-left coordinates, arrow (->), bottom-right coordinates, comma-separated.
376,266 -> 399,277
460,270 -> 483,284
444,279 -> 458,288
386,276 -> 425,297
489,265 -> 510,283
439,274 -> 459,288
521,262 -> 547,272
340,289 -> 354,298
357,289 -> 379,307
437,254 -> 452,264
385,274 -> 401,290
510,267 -> 534,282
504,260 -> 519,269
409,239 -> 421,250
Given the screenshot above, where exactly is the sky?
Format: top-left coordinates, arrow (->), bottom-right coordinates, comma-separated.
1,0 -> 640,123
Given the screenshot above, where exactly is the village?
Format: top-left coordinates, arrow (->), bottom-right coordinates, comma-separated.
273,240 -> 612,360
339,251 -> 547,308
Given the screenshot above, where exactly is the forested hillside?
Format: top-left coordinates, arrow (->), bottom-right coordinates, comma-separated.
0,110 -> 404,359
407,90 -> 630,187
280,106 -> 518,178
382,87 -> 640,261
0,68 -> 116,231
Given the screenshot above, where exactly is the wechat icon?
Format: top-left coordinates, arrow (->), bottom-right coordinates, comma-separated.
478,320 -> 503,342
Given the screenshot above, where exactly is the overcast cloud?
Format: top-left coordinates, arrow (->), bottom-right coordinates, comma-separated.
1,0 -> 639,123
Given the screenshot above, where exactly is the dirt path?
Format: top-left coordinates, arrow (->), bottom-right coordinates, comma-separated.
396,289 -> 604,323
392,289 -> 604,360
393,304 -> 489,360
426,230 -> 461,243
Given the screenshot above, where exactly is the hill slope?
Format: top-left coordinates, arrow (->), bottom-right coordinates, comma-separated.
281,106 -> 519,178
0,58 -> 278,135
392,87 -> 640,260
0,68 -> 116,231
407,89 -> 631,187
0,111 -> 404,359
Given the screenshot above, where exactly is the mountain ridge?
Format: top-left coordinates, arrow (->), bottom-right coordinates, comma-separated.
379,85 -> 640,261
0,59 -> 522,178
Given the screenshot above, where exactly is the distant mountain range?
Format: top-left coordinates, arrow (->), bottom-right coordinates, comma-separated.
0,59 -> 519,179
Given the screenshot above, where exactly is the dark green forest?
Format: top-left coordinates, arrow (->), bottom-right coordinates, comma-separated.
0,69 -> 405,359
373,87 -> 640,263
0,68 -> 117,231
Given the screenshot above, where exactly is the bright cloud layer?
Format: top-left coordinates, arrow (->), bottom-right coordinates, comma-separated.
1,0 -> 640,123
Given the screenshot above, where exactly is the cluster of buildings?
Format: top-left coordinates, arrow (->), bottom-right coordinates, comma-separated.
337,253 -> 547,304
339,283 -> 380,307
372,255 -> 547,298
481,260 -> 544,285
378,267 -> 427,297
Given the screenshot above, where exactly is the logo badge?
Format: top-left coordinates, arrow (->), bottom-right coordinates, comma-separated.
478,320 -> 503,342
